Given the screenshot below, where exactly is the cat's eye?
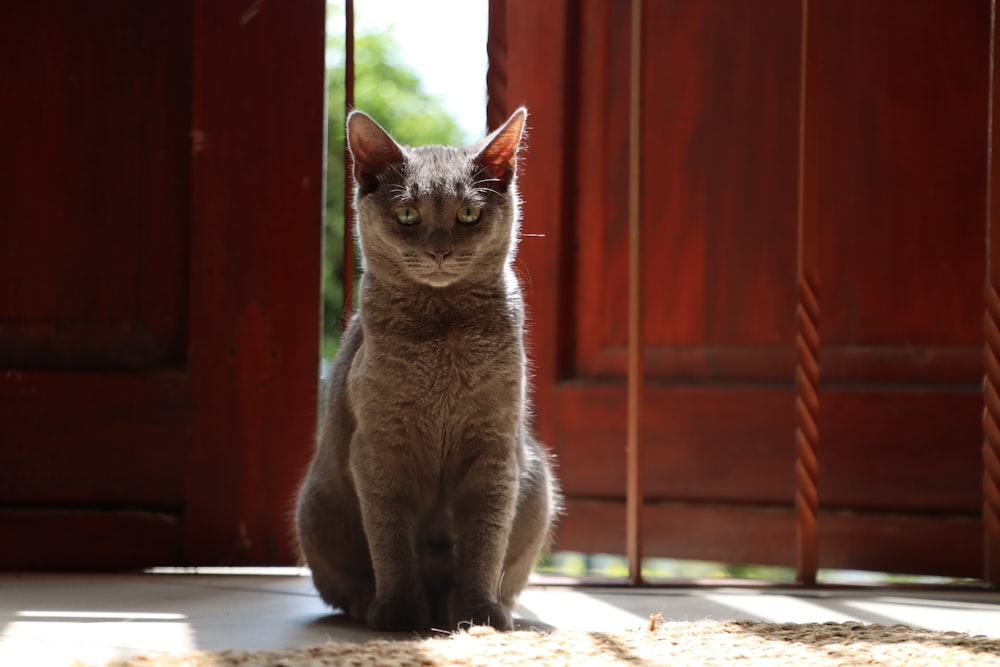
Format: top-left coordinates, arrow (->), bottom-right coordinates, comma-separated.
456,205 -> 481,224
395,206 -> 420,225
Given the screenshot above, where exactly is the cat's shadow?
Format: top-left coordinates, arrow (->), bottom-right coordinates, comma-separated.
307,611 -> 556,641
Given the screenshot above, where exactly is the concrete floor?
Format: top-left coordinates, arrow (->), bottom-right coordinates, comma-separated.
1,569 -> 998,666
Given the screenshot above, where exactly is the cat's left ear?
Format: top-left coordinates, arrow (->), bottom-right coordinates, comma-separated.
474,107 -> 527,190
347,110 -> 406,195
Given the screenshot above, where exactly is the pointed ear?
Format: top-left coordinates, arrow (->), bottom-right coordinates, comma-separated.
346,110 -> 405,194
474,107 -> 527,191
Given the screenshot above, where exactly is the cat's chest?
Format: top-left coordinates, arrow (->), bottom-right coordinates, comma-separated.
352,312 -> 521,412
374,320 -> 513,383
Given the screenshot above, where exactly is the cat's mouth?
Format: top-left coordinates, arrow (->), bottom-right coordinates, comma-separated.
419,266 -> 461,286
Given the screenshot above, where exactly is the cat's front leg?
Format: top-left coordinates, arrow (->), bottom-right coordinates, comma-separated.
350,434 -> 430,631
447,446 -> 518,631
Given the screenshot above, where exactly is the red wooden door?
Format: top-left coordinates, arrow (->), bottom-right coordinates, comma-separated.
498,0 -> 988,578
0,1 -> 323,568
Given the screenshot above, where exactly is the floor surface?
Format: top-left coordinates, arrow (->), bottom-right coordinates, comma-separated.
1,570 -> 998,666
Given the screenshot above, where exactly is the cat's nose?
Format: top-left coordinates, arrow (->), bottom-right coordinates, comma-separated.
428,249 -> 452,268
425,228 -> 452,268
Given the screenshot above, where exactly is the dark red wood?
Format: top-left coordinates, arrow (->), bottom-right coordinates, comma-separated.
820,390 -> 982,512
804,0 -> 988,579
493,0 -> 990,578
558,500 -> 796,571
819,512 -> 982,579
555,384 -> 799,503
504,0 -> 571,451
0,511 -> 180,571
573,0 -> 801,382
186,0 -> 324,565
575,345 -> 982,384
810,0 -> 988,357
985,0 -> 1000,587
342,0 -> 356,324
0,1 -> 193,568
2,1 -> 322,570
795,0 -> 820,585
625,0 -> 645,585
555,384 -> 982,512
558,500 -> 982,579
0,1 -> 190,371
0,372 -> 187,506
486,0 -> 508,131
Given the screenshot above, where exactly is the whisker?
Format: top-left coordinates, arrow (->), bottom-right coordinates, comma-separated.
472,178 -> 503,187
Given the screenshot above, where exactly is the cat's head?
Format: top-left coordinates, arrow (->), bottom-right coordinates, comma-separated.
346,108 -> 527,288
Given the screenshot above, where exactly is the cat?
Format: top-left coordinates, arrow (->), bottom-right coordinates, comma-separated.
295,107 -> 559,632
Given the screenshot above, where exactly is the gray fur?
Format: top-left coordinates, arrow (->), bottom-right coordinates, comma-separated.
295,108 -> 559,632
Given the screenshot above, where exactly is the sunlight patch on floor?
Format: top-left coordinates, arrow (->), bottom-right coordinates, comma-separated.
0,610 -> 195,666
697,591 -> 861,625
515,588 -> 651,631
838,597 -> 1000,637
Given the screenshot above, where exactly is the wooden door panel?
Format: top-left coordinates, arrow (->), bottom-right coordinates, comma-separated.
821,390 -> 982,512
811,0 -> 988,358
0,372 -> 186,506
0,1 -> 191,371
556,384 -> 796,504
558,501 -> 981,578
574,0 -> 801,381
555,385 -> 982,512
504,0 -> 990,576
0,510 -> 180,571
801,0 -> 988,544
0,0 -> 323,569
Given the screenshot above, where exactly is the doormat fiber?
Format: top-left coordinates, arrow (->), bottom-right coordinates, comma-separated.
92,618 -> 1000,667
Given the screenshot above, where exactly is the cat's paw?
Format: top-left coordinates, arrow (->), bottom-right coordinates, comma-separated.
347,588 -> 374,623
450,597 -> 513,631
366,593 -> 430,632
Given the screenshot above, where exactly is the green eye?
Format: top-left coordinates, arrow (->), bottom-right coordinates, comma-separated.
456,204 -> 481,224
395,206 -> 420,225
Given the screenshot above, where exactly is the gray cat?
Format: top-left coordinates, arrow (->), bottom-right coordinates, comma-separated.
295,108 -> 559,632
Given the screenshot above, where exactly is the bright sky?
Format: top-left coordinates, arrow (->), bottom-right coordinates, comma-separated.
351,0 -> 489,141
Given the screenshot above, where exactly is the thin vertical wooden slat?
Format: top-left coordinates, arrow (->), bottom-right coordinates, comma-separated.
626,0 -> 644,586
985,0 -> 1000,588
795,0 -> 821,585
342,0 -> 356,326
486,0 -> 507,132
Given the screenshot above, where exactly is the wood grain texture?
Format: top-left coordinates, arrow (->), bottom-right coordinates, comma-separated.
554,383 -> 982,512
625,0 -> 645,586
555,384 -> 800,504
486,0 -> 508,131
557,500 -> 981,578
0,1 -> 191,370
809,0 -> 989,352
796,0 -> 820,584
342,0 -> 356,324
0,510 -> 180,570
504,0 -> 571,448
1,1 -> 323,569
985,0 -> 1000,587
0,372 -> 187,506
573,0 -> 801,381
0,1 -> 193,571
493,0 -> 991,578
986,286 -> 1000,584
186,0 -> 324,565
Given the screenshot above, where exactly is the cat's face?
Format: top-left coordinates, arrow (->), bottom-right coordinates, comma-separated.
347,109 -> 526,288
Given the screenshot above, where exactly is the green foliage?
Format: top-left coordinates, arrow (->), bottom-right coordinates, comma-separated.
323,7 -> 467,357
535,552 -> 800,582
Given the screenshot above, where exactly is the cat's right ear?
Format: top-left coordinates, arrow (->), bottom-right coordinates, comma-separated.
474,107 -> 527,192
346,111 -> 405,195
